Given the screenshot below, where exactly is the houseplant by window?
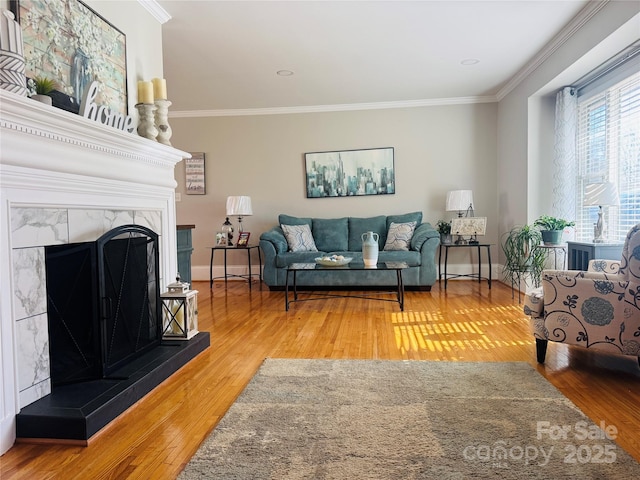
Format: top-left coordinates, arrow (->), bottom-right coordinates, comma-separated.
533,215 -> 575,245
436,220 -> 452,245
502,224 -> 545,290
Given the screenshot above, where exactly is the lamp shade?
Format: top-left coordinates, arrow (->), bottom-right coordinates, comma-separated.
583,183 -> 619,206
446,190 -> 474,212
226,196 -> 253,216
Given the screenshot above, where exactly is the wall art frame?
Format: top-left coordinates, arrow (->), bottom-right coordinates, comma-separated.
304,147 -> 395,198
10,0 -> 128,115
185,152 -> 206,195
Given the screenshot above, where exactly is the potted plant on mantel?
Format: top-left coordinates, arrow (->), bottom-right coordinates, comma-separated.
27,76 -> 58,106
533,215 -> 575,245
436,220 -> 452,245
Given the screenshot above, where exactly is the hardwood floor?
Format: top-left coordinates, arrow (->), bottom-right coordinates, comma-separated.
2,280 -> 639,478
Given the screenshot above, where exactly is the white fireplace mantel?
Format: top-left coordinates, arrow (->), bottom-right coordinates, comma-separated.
0,89 -> 189,455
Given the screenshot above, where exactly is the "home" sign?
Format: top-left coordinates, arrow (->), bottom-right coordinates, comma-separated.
79,81 -> 136,133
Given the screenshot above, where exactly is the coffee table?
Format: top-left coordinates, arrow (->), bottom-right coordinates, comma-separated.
285,261 -> 408,311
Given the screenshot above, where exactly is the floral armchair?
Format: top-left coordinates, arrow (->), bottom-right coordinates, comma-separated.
524,223 -> 640,365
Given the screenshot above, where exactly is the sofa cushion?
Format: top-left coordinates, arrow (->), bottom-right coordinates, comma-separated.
312,217 -> 348,251
279,214 -> 312,228
386,212 -> 422,231
383,221 -> 417,251
378,250 -> 422,266
348,216 -> 386,251
281,224 -> 318,252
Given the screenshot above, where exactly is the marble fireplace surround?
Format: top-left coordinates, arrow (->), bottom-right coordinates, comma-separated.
0,90 -> 188,453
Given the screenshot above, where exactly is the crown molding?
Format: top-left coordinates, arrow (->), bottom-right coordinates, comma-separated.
169,95 -> 498,118
496,0 -> 609,100
138,0 -> 172,24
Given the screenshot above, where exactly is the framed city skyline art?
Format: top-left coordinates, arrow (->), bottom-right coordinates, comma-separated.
304,147 -> 395,198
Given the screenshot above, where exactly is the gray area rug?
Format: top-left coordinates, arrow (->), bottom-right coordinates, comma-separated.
179,359 -> 640,479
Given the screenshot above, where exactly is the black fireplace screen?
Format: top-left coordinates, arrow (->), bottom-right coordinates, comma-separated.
46,225 -> 161,385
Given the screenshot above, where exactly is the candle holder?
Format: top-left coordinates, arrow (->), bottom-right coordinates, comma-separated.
154,99 -> 173,146
135,103 -> 158,140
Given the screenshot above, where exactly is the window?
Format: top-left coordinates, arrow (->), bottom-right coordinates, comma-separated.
575,68 -> 640,242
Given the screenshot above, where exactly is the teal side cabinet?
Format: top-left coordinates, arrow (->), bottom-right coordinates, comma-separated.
177,225 -> 195,285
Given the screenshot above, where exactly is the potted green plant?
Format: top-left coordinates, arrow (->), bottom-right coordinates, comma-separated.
27,76 -> 58,105
533,215 -> 575,245
436,220 -> 452,245
502,224 -> 546,290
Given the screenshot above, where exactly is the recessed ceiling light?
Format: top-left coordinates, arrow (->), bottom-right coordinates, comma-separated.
277,70 -> 294,76
460,59 -> 480,66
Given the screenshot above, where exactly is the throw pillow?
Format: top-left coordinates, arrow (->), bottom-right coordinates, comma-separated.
281,224 -> 318,252
383,221 -> 417,251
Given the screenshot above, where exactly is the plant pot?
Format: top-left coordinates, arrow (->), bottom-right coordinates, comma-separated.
32,94 -> 52,105
541,230 -> 563,245
440,233 -> 452,245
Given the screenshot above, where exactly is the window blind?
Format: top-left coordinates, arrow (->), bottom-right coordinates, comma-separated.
575,69 -> 640,242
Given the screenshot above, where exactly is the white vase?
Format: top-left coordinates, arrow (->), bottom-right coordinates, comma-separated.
361,231 -> 379,267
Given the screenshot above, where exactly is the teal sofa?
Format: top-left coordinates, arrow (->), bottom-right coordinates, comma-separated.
259,212 -> 440,291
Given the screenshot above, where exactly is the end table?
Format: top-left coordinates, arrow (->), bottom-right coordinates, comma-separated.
209,245 -> 262,289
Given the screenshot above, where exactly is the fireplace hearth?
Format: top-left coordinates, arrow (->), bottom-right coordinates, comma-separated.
15,332 -> 209,443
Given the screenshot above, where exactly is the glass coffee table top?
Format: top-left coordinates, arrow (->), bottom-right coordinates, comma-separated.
288,261 -> 409,271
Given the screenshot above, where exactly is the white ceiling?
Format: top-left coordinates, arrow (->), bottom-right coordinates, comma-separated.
157,0 -> 591,115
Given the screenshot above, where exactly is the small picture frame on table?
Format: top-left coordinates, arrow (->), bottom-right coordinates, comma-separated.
215,232 -> 228,247
237,232 -> 251,247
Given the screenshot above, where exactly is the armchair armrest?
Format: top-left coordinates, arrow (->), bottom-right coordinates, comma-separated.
541,269 -> 640,355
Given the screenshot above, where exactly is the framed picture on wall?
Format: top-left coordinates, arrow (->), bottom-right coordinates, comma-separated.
304,147 -> 395,198
185,152 -> 206,195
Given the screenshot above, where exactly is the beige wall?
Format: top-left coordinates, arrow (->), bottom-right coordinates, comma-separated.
170,103 -> 498,278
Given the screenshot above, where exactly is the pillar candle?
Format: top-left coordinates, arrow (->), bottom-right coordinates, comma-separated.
152,77 -> 167,100
137,81 -> 153,104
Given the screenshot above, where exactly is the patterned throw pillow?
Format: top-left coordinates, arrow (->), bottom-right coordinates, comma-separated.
383,221 -> 417,251
281,224 -> 318,252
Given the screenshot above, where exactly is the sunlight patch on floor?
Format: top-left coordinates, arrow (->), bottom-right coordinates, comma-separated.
391,309 -> 534,355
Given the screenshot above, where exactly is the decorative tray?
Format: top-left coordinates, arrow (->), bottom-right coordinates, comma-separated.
315,256 -> 353,267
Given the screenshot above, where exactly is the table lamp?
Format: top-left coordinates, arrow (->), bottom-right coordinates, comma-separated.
226,196 -> 253,233
446,190 -> 474,218
583,182 -> 618,243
